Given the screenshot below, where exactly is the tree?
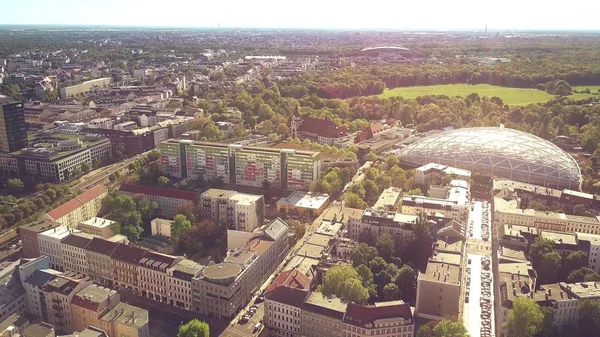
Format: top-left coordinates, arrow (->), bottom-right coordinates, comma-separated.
417,325 -> 434,337
7,178 -> 25,194
108,173 -> 116,182
80,162 -> 90,172
344,192 -> 368,209
365,152 -> 377,162
561,251 -> 589,280
175,202 -> 199,223
530,238 -> 560,284
121,211 -> 144,241
538,306 -> 556,337
287,220 -> 306,241
147,150 -> 161,162
356,264 -> 374,287
181,225 -> 205,255
433,319 -> 469,337
568,267 -> 600,282
370,257 -> 388,274
177,319 -> 210,337
579,299 -> 600,337
376,232 -> 395,261
352,243 -> 379,267
382,283 -> 401,301
157,176 -> 170,188
172,214 -> 192,240
395,265 -> 417,303
321,264 -> 368,304
505,296 -> 544,337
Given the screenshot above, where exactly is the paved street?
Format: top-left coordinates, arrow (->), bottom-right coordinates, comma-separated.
463,200 -> 495,337
70,150 -> 156,192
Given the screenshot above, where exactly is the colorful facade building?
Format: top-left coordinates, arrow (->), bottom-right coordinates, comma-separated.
159,139 -> 321,191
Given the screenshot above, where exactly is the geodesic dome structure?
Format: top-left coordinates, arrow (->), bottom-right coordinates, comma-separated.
398,127 -> 582,190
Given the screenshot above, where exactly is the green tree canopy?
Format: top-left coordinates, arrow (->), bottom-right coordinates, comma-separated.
382,283 -> 401,301
505,296 -> 544,337
172,214 -> 192,240
321,264 -> 368,304
376,232 -> 395,261
7,178 -> 25,195
177,319 -> 210,337
579,299 -> 600,337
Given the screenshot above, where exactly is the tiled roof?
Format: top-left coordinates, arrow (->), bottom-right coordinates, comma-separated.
86,238 -> 119,256
76,185 -> 108,204
265,268 -> 310,294
111,244 -> 148,264
354,123 -> 383,143
296,116 -> 348,139
344,302 -> 413,327
62,233 -> 93,249
119,183 -> 199,201
265,286 -> 308,308
46,185 -> 107,221
46,198 -> 82,221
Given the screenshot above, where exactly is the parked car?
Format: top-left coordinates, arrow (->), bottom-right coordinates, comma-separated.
255,295 -> 264,303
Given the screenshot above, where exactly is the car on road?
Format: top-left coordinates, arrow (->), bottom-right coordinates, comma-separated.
239,316 -> 249,324
255,295 -> 264,303
250,305 -> 258,310
253,322 -> 262,333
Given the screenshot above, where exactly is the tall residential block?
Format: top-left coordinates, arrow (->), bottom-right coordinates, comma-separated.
200,189 -> 265,232
159,139 -> 321,191
0,100 -> 27,153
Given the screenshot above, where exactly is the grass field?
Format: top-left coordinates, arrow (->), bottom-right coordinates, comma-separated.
574,85 -> 600,93
378,84 -> 556,106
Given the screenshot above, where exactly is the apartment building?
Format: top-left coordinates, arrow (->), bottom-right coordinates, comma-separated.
301,292 -> 347,337
61,233 -> 94,275
42,275 -> 90,334
59,77 -> 112,99
0,137 -> 111,184
70,284 -> 119,333
119,183 -> 199,218
493,178 -> 600,215
159,139 -> 321,190
0,314 -> 56,337
402,180 -> 470,222
494,188 -> 600,234
111,244 -> 148,292
19,219 -> 61,258
373,187 -> 402,211
78,217 -> 115,238
200,189 -> 265,232
0,260 -> 27,323
38,226 -> 74,271
415,259 -> 462,320
264,274 -> 309,337
192,219 -> 289,318
20,257 -> 149,337
347,209 -> 418,248
85,238 -> 119,286
167,259 -> 203,311
496,262 -> 538,337
81,127 -> 156,156
138,252 -> 181,303
44,185 -> 108,228
99,302 -> 150,337
415,163 -> 471,186
343,301 -> 415,337
277,191 -> 330,217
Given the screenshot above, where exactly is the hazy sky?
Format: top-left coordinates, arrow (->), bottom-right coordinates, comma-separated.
2,0 -> 600,30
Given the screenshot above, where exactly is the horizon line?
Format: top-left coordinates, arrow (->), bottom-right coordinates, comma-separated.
1,24 -> 600,33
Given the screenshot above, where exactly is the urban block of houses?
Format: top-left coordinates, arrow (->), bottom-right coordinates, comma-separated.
119,184 -> 199,219
200,189 -> 265,232
44,185 -> 108,228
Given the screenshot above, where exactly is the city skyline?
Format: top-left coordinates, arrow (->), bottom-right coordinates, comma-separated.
3,0 -> 600,31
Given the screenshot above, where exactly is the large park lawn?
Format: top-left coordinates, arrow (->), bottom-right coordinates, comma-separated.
377,84 -> 556,106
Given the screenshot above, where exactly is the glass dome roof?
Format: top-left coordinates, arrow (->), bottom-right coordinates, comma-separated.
398,127 -> 582,190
